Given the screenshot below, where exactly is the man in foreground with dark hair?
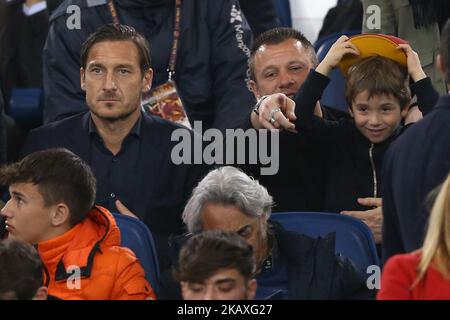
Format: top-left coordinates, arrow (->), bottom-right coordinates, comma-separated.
381,19 -> 450,262
0,239 -> 47,300
0,148 -> 155,300
174,230 -> 257,300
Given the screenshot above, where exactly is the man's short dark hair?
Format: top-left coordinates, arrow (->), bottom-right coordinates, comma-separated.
80,24 -> 152,75
440,19 -> 450,83
0,148 -> 96,226
249,27 -> 318,81
0,239 -> 44,300
173,230 -> 255,283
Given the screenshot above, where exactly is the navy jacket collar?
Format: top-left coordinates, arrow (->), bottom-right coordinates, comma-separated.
435,93 -> 450,111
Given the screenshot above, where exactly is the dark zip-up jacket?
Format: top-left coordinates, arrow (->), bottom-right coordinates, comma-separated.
43,0 -> 255,131
293,69 -> 439,213
271,221 -> 373,299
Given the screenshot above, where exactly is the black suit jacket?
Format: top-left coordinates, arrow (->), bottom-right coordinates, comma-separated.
381,94 -> 450,262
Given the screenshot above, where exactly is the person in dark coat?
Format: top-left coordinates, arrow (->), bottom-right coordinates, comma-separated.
182,166 -> 374,300
381,20 -> 450,262
0,0 -> 49,113
238,27 -> 333,213
43,0 -> 255,132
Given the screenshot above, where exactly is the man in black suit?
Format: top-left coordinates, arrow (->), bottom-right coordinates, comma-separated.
381,19 -> 450,262
21,24 -> 208,270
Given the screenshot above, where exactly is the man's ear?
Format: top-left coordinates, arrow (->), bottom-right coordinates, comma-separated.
50,203 -> 71,228
437,54 -> 446,76
80,68 -> 86,91
33,286 -> 48,300
248,80 -> 261,100
180,281 -> 189,300
142,68 -> 154,93
247,279 -> 257,300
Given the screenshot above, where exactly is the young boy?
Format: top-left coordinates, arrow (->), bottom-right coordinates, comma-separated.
255,35 -> 439,242
173,230 -> 257,300
0,148 -> 156,300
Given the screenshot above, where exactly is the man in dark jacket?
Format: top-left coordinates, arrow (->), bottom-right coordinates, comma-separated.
43,0 -> 255,132
0,239 -> 48,300
0,0 -> 49,113
381,20 -> 450,262
21,24 -> 208,271
238,27 -> 329,213
182,166 -> 374,299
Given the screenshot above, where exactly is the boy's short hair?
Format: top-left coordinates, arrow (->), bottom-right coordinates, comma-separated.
173,230 -> 255,283
0,239 -> 44,300
249,27 -> 318,81
0,148 -> 96,226
345,55 -> 411,109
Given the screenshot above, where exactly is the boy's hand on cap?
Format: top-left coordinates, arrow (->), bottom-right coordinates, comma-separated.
316,35 -> 359,76
397,44 -> 426,82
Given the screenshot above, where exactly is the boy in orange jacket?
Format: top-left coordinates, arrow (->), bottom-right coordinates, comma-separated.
0,148 -> 155,300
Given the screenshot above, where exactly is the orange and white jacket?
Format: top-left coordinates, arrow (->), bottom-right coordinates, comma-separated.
37,206 -> 156,300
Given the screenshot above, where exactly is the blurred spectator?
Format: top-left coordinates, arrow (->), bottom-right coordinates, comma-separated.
182,166 -> 373,300
317,0 -> 363,40
0,149 -> 155,300
0,0 -> 49,113
378,173 -> 450,299
0,239 -> 47,300
381,19 -> 450,261
362,0 -> 447,95
239,0 -> 280,37
251,32 -> 439,245
43,0 -> 255,132
0,89 -> 6,165
174,230 -> 257,300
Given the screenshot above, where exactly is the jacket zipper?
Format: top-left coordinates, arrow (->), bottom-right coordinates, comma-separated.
369,143 -> 377,198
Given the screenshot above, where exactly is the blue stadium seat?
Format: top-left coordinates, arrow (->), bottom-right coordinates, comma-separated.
271,211 -> 380,273
112,213 -> 161,296
9,88 -> 43,126
314,31 -> 361,113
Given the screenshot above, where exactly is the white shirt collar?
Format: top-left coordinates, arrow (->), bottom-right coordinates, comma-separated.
22,1 -> 47,16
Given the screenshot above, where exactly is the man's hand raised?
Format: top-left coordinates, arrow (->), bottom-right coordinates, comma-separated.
251,93 -> 296,131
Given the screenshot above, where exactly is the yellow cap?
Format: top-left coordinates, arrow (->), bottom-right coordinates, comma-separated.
338,34 -> 408,76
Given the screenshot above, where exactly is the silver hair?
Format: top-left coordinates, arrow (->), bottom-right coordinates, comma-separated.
182,166 -> 274,234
